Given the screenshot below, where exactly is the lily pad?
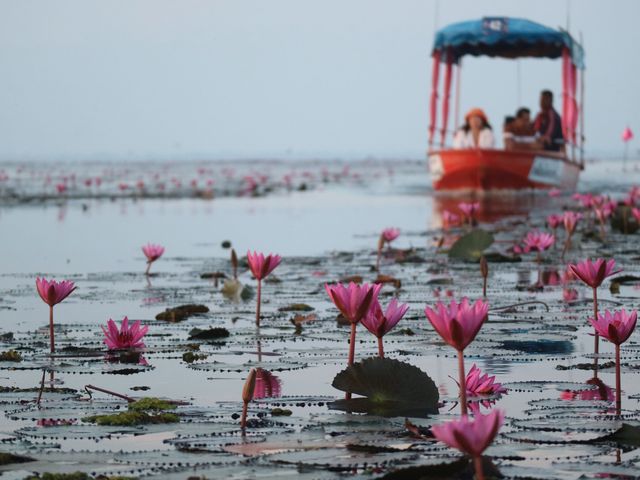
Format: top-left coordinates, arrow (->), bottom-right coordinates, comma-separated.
448,229 -> 494,261
331,357 -> 439,414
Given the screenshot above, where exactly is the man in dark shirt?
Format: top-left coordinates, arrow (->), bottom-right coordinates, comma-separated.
533,90 -> 564,152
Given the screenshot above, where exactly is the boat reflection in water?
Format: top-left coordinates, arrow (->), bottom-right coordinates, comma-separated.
430,191 -> 558,228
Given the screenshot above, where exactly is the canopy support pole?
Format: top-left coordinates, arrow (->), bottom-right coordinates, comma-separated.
440,52 -> 453,147
578,32 -> 585,168
561,48 -> 570,149
454,60 -> 461,135
428,51 -> 441,148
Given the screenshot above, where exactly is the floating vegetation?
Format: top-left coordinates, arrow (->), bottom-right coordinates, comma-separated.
84,397 -> 178,426
155,304 -> 210,322
0,349 -> 22,362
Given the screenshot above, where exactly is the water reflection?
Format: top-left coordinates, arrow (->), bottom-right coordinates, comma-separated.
560,376 -> 614,402
431,192 -> 557,228
254,369 -> 282,399
104,350 -> 148,366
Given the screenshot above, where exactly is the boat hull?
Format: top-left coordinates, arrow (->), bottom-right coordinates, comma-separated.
428,149 -> 581,191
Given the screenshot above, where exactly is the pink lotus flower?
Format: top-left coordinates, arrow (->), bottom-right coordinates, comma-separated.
594,201 -> 615,223
362,298 -> 408,338
361,298 -> 409,357
326,282 -> 382,366
589,309 -> 637,346
632,207 -> 640,223
562,288 -> 579,302
142,243 -> 165,276
572,193 -> 594,208
628,185 -> 640,203
101,316 -> 148,350
622,126 -> 634,142
247,251 -> 282,280
424,298 -> 488,352
381,228 -> 400,243
546,214 -> 563,229
458,202 -> 480,224
247,251 -> 282,327
521,231 -> 555,254
442,210 -> 461,229
425,297 -> 489,416
465,364 -> 507,396
326,282 -> 382,325
569,258 -> 621,289
36,277 -> 76,307
589,309 -> 637,413
563,211 -> 581,235
431,409 -> 504,476
36,277 -> 77,354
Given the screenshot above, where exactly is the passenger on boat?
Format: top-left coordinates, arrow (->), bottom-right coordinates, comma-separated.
533,90 -> 564,152
502,116 -> 516,149
505,107 -> 540,150
452,108 -> 495,149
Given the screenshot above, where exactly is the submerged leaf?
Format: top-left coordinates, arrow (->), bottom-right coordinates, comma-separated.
188,327 -> 230,340
155,304 -> 209,322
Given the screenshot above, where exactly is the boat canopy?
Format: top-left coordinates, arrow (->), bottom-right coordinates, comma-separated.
433,17 -> 584,68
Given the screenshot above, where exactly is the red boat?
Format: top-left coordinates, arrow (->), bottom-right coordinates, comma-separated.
427,17 -> 585,192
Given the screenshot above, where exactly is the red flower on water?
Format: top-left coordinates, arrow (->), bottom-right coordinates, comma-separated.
546,214 -> 563,229
361,298 -> 409,338
569,258 -> 621,289
36,277 -> 76,307
431,409 -> 504,458
101,317 -> 148,350
142,244 -> 165,263
521,231 -> 555,253
589,309 -> 637,346
465,364 -> 507,396
424,298 -> 488,351
325,282 -> 382,325
381,228 -> 400,243
247,251 -> 282,280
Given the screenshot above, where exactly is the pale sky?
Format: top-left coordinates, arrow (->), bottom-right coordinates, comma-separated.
1,0 -> 638,161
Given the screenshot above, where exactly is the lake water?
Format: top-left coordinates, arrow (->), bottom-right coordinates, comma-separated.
0,157 -> 639,479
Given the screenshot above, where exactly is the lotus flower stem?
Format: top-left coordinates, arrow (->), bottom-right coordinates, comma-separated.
457,349 -> 468,416
36,369 -> 46,406
473,456 -> 485,480
480,256 -> 488,298
241,401 -> 249,430
376,234 -> 384,273
592,287 -> 600,377
562,235 -> 571,260
49,305 -> 55,354
85,384 -> 135,402
255,279 -> 262,327
615,344 -> 621,415
145,261 -> 151,276
348,323 -> 357,366
377,337 -> 384,358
